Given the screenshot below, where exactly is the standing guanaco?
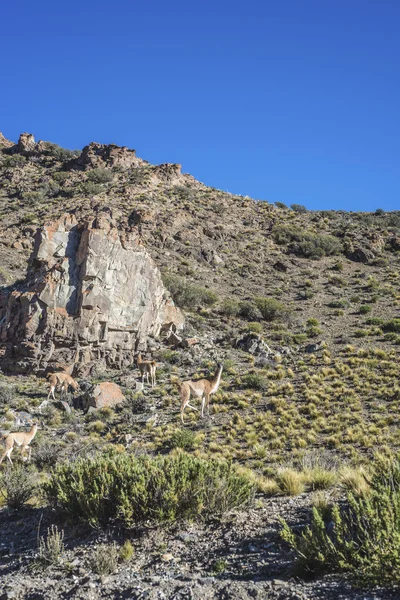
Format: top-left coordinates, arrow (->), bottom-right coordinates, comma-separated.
0,423 -> 38,465
47,372 -> 80,401
136,354 -> 157,387
179,363 -> 223,424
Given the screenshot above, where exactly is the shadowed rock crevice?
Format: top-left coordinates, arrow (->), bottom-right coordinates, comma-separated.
0,211 -> 183,374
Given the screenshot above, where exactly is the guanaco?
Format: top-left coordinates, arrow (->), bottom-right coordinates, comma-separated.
136,354 -> 157,387
47,372 -> 80,401
0,423 -> 38,465
179,363 -> 223,424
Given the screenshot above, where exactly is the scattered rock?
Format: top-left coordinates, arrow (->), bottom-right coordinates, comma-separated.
81,382 -> 125,410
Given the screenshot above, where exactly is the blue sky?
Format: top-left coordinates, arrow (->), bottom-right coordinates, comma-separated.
1,1 -> 399,211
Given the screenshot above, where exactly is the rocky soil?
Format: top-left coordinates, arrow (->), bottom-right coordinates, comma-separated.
1,132 -> 400,599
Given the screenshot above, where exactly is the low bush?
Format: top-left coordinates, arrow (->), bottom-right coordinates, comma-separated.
38,525 -> 65,566
169,429 -> 197,451
238,301 -> 262,321
241,373 -> 268,391
0,466 -> 36,509
87,168 -> 114,184
281,457 -> 400,584
91,543 -> 119,575
383,319 -> 400,333
255,297 -> 289,322
273,225 -> 342,259
219,298 -> 240,317
162,274 -> 218,309
44,452 -> 254,527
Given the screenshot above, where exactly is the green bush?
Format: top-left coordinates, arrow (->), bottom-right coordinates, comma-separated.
255,297 -> 288,322
0,466 -> 37,509
44,452 -> 254,527
359,305 -> 372,315
290,203 -> 307,213
383,319 -> 400,333
87,168 -> 114,184
281,456 -> 400,584
241,373 -> 268,391
238,301 -> 262,321
273,225 -> 342,259
169,429 -> 197,450
219,298 -> 240,317
162,274 -> 218,308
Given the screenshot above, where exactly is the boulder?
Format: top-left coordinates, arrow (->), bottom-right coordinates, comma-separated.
84,382 -> 125,410
347,247 -> 375,264
0,211 -> 184,374
235,333 -> 272,356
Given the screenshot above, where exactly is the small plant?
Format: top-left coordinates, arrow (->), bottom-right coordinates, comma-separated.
255,297 -> 288,322
38,525 -> 65,565
241,373 -> 268,391
276,469 -> 305,496
119,539 -> 134,562
359,305 -> 372,315
87,168 -> 114,184
169,429 -> 197,450
91,542 -> 119,575
211,557 -> 228,575
0,466 -> 36,509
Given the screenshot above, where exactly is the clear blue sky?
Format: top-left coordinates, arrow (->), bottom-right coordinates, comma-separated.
1,1 -> 399,211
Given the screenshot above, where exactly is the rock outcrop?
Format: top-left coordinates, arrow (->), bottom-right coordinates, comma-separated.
0,211 -> 183,374
72,142 -> 144,170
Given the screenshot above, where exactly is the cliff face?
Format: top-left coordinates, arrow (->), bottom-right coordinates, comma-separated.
0,211 -> 183,374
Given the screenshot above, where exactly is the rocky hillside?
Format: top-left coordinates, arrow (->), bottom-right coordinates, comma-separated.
1,132 -> 400,599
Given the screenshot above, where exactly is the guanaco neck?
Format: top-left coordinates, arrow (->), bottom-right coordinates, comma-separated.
28,424 -> 38,441
211,365 -> 223,390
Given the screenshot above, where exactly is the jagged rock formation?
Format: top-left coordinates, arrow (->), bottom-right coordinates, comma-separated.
72,141 -> 145,170
0,211 -> 183,374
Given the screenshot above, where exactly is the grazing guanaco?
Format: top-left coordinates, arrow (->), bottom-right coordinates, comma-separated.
0,423 -> 38,465
179,363 -> 223,424
136,354 -> 157,387
47,372 -> 80,401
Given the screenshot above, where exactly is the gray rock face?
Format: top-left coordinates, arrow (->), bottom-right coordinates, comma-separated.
0,212 -> 184,374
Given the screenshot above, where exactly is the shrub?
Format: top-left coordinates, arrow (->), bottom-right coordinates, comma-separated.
383,319 -> 400,333
359,305 -> 372,315
327,299 -> 348,309
33,440 -> 60,470
169,429 -> 197,451
275,202 -> 287,209
290,204 -> 307,213
238,301 -> 262,321
38,525 -> 65,566
241,373 -> 268,391
246,322 -> 263,334
119,540 -> 134,562
80,181 -> 103,196
0,383 -> 15,404
276,469 -> 305,496
0,466 -> 36,509
44,143 -> 80,161
255,297 -> 288,322
281,457 -> 400,584
44,452 -> 254,527
87,168 -> 114,184
162,274 -> 218,309
219,298 -> 240,317
273,225 -> 342,259
91,543 -> 119,575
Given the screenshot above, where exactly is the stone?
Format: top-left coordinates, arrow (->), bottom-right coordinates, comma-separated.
81,382 -> 125,410
347,246 -> 375,263
0,211 -> 184,374
235,333 -> 272,356
72,142 -> 144,170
